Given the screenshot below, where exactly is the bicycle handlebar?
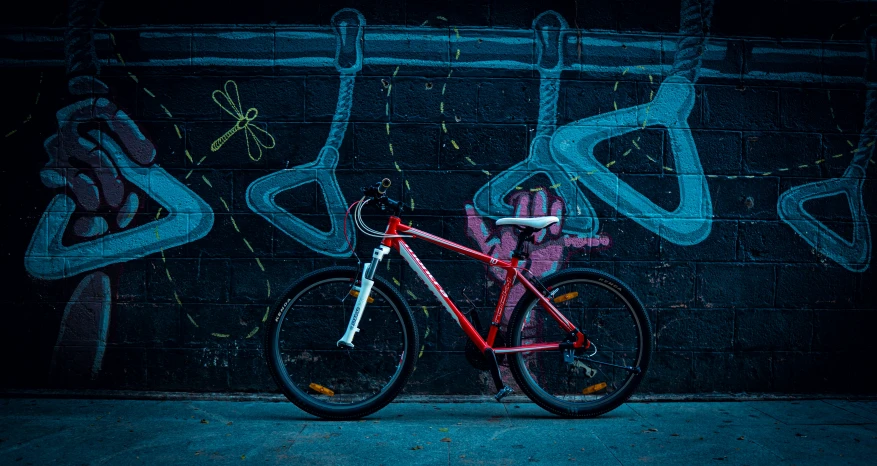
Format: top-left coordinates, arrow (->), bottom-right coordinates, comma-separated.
377,178 -> 391,194
361,178 -> 403,216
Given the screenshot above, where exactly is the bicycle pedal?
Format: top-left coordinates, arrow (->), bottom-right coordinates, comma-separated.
494,386 -> 514,402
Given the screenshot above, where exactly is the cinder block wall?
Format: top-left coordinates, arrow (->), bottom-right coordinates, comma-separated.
2,0 -> 875,394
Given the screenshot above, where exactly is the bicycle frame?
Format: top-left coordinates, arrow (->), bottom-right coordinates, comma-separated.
356,216 -> 588,355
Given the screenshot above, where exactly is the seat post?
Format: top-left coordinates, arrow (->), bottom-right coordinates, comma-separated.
512,227 -> 536,260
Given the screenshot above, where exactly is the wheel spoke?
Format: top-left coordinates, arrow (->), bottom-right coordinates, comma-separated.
506,270 -> 651,417
265,268 -> 417,419
574,356 -> 642,374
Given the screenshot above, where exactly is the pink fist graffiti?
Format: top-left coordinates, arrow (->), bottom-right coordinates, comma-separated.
41,76 -> 156,238
465,188 -> 611,320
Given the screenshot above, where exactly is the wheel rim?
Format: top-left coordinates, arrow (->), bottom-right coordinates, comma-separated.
511,278 -> 646,408
272,276 -> 409,409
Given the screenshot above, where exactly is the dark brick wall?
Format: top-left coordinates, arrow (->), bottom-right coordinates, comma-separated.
1,0 -> 875,395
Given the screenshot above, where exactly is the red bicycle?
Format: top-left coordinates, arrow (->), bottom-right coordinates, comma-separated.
265,179 -> 652,419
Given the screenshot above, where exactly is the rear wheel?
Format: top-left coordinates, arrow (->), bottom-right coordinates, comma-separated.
265,266 -> 418,420
506,268 -> 651,417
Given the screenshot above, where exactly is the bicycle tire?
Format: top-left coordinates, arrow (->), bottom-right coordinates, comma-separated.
506,268 -> 652,418
264,266 -> 418,420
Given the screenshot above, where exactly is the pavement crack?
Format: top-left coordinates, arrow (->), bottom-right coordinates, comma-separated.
591,431 -> 624,466
744,436 -> 787,462
624,402 -> 647,420
488,426 -> 523,441
189,402 -> 232,425
501,401 -> 512,425
0,429 -> 69,453
745,402 -> 788,426
447,436 -> 451,466
822,399 -> 872,423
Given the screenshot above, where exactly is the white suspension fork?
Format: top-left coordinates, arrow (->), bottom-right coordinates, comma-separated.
337,245 -> 390,348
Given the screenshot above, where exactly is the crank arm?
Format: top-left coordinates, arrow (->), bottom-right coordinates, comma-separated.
574,356 -> 641,374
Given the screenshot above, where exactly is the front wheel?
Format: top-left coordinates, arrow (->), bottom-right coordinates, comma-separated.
264,266 -> 418,420
506,268 -> 652,418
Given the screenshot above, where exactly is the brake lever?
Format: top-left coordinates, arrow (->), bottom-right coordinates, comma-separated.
361,185 -> 382,199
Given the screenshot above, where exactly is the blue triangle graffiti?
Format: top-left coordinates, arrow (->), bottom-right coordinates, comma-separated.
24,132 -> 214,280
551,76 -> 713,246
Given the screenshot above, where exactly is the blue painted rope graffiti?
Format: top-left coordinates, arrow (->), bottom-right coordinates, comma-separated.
671,0 -> 715,83
550,0 -> 715,246
777,26 -> 877,273
472,12 -> 600,237
246,9 -> 364,257
64,0 -> 102,76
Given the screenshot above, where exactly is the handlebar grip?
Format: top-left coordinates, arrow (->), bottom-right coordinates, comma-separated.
377,178 -> 391,194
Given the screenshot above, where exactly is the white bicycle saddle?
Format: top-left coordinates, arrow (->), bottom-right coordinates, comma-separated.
495,216 -> 559,230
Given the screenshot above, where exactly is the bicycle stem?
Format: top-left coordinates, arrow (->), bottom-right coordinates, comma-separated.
337,245 -> 390,348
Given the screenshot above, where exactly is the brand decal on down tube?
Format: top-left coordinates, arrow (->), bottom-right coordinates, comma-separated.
398,242 -> 461,327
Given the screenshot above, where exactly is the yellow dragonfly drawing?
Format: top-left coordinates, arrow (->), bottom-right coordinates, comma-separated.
211,80 -> 276,161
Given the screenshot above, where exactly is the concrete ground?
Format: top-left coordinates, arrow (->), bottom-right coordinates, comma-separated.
1,398 -> 876,465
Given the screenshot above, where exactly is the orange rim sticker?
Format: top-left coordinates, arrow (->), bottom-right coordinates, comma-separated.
349,290 -> 374,303
553,291 -> 579,304
309,383 -> 335,396
582,382 -> 607,395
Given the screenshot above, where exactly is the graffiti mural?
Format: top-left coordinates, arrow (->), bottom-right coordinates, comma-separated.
466,191 -> 611,317
246,9 -> 364,258
21,0 -> 214,378
24,92 -> 215,280
210,80 -> 276,161
777,29 -> 877,273
50,271 -> 111,376
472,11 -> 601,238
552,0 -> 714,246
2,0 -> 875,393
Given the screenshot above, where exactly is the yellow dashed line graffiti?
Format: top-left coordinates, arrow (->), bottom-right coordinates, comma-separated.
104,31 -> 268,341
